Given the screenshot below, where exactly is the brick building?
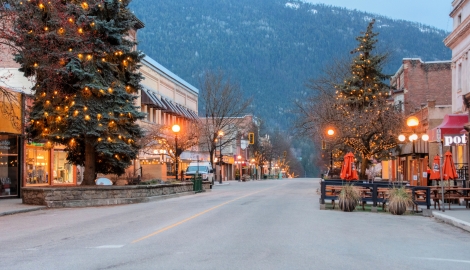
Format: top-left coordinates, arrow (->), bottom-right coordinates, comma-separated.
390,58 -> 452,115
388,58 -> 453,185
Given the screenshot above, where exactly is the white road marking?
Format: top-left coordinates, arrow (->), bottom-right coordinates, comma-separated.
95,245 -> 124,249
24,248 -> 38,251
416,257 -> 470,264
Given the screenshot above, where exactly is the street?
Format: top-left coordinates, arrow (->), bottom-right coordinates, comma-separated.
1,179 -> 469,270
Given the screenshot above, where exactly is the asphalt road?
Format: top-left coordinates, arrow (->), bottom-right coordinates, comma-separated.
1,179 -> 469,270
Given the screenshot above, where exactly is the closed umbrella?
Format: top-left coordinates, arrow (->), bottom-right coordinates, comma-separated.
429,155 -> 441,180
442,151 -> 458,181
340,152 -> 359,181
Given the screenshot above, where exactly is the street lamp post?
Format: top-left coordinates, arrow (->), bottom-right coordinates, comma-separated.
398,116 -> 429,186
172,124 -> 180,181
237,155 -> 242,181
218,131 -> 224,184
326,128 -> 335,177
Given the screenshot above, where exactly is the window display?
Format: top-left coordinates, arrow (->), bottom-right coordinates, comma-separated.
53,150 -> 73,184
26,146 -> 50,185
0,135 -> 19,196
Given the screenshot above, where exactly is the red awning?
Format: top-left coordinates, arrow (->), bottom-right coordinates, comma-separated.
428,114 -> 468,141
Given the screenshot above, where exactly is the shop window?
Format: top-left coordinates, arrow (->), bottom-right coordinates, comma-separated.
26,147 -> 50,185
53,150 -> 74,184
0,135 -> 19,197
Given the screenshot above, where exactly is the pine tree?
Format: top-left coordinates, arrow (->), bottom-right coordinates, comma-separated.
333,20 -> 401,179
9,0 -> 145,184
335,19 -> 389,108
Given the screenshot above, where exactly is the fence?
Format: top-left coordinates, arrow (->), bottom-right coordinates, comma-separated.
320,180 -> 431,209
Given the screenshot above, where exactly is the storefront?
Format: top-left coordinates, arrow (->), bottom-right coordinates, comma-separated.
429,114 -> 468,182
25,143 -> 76,186
0,135 -> 20,197
0,88 -> 22,197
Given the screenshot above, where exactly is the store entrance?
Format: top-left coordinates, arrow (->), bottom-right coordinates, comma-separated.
0,135 -> 19,197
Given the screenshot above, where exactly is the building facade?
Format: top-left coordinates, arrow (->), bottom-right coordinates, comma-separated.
443,0 -> 470,183
388,58 -> 453,184
0,16 -> 199,196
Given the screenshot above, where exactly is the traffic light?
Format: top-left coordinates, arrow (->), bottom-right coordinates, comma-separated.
248,132 -> 255,144
283,151 -> 287,158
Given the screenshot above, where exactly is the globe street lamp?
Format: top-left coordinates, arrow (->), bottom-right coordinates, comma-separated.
326,128 -> 335,177
172,124 -> 180,181
397,116 -> 429,185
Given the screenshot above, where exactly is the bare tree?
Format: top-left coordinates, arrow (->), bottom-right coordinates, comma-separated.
296,56 -> 403,179
199,70 -> 251,181
139,121 -> 200,177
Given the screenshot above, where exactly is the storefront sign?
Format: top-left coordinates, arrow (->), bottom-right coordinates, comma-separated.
443,134 -> 467,146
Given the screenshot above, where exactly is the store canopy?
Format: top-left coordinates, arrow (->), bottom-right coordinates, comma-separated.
141,88 -> 166,110
161,97 -> 181,116
428,114 -> 468,142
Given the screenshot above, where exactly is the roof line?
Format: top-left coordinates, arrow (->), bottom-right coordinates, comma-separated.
142,55 -> 199,95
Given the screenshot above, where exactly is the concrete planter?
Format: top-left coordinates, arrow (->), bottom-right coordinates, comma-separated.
22,181 -> 211,208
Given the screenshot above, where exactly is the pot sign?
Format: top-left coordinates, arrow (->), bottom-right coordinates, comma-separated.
444,134 -> 467,146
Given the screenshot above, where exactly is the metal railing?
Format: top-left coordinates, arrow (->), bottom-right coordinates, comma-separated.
455,163 -> 468,180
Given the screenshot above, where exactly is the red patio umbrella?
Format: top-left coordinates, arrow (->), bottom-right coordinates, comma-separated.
340,152 -> 358,181
442,151 -> 458,180
429,155 -> 441,180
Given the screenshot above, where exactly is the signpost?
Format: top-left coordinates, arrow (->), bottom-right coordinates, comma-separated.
437,128 -> 445,212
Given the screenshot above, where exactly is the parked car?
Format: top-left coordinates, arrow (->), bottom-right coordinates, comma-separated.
185,162 -> 214,182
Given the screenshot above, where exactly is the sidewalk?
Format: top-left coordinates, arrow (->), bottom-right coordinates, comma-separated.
429,205 -> 470,233
0,198 -> 46,217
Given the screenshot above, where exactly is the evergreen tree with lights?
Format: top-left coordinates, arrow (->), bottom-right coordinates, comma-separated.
8,0 -> 145,185
334,20 -> 402,179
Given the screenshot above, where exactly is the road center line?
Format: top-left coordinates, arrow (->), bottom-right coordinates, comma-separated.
131,183 -> 287,244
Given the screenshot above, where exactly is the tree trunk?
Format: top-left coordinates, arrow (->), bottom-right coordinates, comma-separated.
81,138 -> 96,185
360,157 -> 368,180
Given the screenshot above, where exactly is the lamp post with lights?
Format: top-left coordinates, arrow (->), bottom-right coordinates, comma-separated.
326,128 -> 335,177
172,124 -> 180,181
397,116 -> 429,185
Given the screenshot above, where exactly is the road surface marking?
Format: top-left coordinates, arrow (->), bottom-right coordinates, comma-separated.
416,257 -> 470,264
132,183 -> 287,244
95,245 -> 124,249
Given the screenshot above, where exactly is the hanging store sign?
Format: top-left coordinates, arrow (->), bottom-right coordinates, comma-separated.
443,134 -> 467,146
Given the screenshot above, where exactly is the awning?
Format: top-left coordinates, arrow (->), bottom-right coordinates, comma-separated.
141,89 -> 166,110
428,114 -> 469,142
187,109 -> 199,120
161,97 -> 180,116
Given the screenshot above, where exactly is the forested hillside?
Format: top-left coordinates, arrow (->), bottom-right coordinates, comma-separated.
129,0 -> 450,129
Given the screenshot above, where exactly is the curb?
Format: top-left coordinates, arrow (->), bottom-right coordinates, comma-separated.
0,206 -> 47,217
432,211 -> 470,233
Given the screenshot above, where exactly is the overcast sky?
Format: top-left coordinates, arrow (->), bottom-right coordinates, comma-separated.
302,0 -> 453,31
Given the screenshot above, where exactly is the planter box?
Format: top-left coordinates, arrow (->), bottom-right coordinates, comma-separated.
22,181 -> 211,208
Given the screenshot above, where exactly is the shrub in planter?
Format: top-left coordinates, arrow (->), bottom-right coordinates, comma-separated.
388,187 -> 414,215
338,184 -> 360,212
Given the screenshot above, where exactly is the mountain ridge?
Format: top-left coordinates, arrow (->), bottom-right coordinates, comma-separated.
129,0 -> 451,129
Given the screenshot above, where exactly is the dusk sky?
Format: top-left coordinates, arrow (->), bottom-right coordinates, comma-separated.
303,0 -> 453,31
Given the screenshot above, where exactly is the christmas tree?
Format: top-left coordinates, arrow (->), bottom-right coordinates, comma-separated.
9,0 -> 145,184
334,20 -> 401,178
335,19 -> 389,108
